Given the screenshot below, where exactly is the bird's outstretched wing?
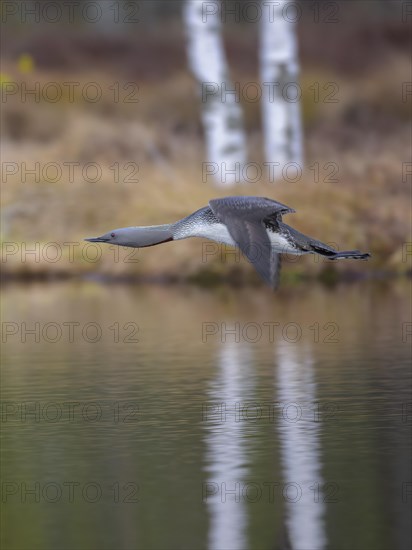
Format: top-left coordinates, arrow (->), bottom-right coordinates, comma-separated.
209,196 -> 294,289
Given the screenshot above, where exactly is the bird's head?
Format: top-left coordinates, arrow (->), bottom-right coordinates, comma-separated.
85,226 -> 173,248
84,227 -> 139,248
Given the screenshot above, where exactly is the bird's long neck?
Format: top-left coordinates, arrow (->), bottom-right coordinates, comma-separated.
122,224 -> 174,248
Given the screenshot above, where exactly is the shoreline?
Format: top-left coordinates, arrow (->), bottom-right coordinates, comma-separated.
1,268 -> 409,288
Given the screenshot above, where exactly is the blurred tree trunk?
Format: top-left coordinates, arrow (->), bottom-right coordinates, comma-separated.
95,0 -> 126,34
184,0 -> 247,186
260,0 -> 303,180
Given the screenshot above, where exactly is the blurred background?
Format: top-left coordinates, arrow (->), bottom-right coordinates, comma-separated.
1,0 -> 410,282
1,2 -> 411,550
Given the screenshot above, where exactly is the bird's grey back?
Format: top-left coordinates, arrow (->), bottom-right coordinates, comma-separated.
209,196 -> 295,223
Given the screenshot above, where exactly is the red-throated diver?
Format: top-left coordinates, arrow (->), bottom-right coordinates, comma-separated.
85,196 -> 370,289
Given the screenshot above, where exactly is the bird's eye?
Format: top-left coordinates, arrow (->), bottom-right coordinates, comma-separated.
111,232 -> 115,238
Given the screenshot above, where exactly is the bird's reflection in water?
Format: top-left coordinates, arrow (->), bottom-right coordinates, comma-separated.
275,341 -> 326,550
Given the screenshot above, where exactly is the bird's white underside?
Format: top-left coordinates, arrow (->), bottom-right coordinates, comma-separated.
174,221 -> 305,255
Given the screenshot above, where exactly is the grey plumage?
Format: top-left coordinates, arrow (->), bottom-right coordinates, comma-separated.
209,196 -> 294,288
85,195 -> 370,290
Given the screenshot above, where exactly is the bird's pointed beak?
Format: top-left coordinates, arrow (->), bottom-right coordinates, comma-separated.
84,237 -> 109,243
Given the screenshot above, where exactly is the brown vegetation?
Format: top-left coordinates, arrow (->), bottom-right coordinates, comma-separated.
1,17 -> 410,285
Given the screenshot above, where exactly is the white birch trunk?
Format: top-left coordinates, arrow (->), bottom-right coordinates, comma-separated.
184,0 -> 248,186
260,0 -> 303,181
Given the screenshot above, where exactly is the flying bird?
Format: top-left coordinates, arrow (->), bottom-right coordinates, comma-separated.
85,196 -> 370,289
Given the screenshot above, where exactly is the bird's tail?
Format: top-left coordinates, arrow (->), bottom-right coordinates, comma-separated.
329,250 -> 371,260
310,243 -> 370,260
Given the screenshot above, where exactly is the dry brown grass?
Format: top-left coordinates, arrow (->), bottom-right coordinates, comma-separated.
1,60 -> 410,284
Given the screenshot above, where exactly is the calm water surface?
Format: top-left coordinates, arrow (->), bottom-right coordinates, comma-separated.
1,280 -> 411,550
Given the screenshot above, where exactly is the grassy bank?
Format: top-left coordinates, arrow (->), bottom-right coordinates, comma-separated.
1,55 -> 410,285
